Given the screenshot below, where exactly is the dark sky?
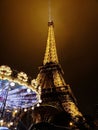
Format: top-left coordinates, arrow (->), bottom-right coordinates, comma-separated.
0,0 -> 98,116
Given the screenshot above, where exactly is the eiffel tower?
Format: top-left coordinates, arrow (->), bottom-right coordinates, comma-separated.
35,1 -> 90,129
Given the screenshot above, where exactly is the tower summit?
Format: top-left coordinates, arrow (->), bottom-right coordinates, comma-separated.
43,0 -> 58,65
43,21 -> 59,65
35,1 -> 90,129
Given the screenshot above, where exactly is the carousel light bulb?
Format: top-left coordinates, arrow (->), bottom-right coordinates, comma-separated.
10,122 -> 13,126
10,82 -> 15,86
31,107 -> 34,110
27,88 -> 31,93
0,119 -> 3,126
39,99 -> 42,103
24,108 -> 27,112
69,122 -> 73,126
0,119 -> 3,123
37,103 -> 40,107
15,109 -> 18,113
8,123 -> 11,127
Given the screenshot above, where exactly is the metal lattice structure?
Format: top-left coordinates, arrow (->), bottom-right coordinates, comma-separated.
36,21 -> 89,128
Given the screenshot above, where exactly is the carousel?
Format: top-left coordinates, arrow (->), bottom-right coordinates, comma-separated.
0,65 -> 41,130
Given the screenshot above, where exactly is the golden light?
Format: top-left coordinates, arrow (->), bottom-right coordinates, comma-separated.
39,99 -> 42,103
37,103 -> 40,107
69,122 -> 73,126
10,122 -> 13,126
31,107 -> 34,110
0,119 -> 4,126
24,108 -> 27,112
14,110 -> 18,113
17,72 -> 28,82
0,65 -> 12,76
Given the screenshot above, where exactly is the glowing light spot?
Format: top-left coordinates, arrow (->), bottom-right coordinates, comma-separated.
27,88 -> 31,93
24,108 -> 27,112
10,122 -> 13,126
10,82 -> 15,86
31,107 -> 34,110
69,122 -> 73,126
39,99 -> 42,103
37,103 -> 40,107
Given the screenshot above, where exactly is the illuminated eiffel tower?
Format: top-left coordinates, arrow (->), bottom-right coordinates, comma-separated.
35,1 -> 90,129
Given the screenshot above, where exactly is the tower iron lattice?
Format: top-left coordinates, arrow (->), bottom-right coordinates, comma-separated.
36,21 -> 90,129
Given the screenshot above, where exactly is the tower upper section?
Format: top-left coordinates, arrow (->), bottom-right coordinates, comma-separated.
43,21 -> 59,65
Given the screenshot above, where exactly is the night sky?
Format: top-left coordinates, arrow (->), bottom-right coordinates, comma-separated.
0,0 -> 98,117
